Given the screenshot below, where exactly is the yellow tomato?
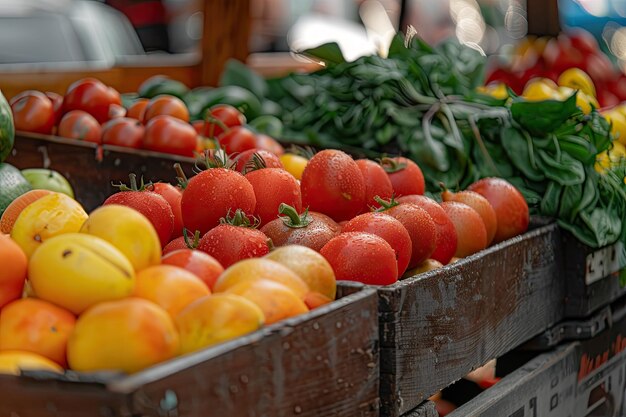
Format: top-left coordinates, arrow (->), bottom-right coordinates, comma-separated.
279,153 -> 308,180
558,68 -> 596,98
0,351 -> 62,375
11,192 -> 88,258
175,293 -> 264,354
522,78 -> 559,101
557,87 -> 597,114
29,233 -> 135,314
476,83 -> 508,100
80,205 -> 161,271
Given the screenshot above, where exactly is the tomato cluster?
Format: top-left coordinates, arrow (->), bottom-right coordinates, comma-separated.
9,79 -> 285,158
486,29 -> 626,107
103,144 -> 529,287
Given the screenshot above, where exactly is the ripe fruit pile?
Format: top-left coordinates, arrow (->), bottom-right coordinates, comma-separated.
8,77 -> 285,158
486,29 -> 626,107
0,190 -> 338,375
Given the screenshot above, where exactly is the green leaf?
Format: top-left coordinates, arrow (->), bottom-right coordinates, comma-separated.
510,93 -> 579,135
299,42 -> 346,65
558,134 -> 597,164
580,207 -> 622,247
219,59 -> 269,99
500,126 -> 545,182
537,149 -> 586,187
540,182 -> 563,217
558,183 -> 583,223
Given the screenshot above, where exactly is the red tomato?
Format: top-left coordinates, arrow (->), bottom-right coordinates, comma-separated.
181,168 -> 256,235
192,120 -> 205,135
198,224 -> 270,268
10,91 -> 55,134
143,95 -> 190,124
63,78 -> 121,124
204,104 -> 245,138
245,168 -> 302,226
260,206 -> 340,252
162,249 -> 224,290
342,212 -> 412,276
143,115 -> 197,157
382,201 -> 437,268
127,99 -> 149,121
235,149 -> 284,173
397,195 -> 458,265
255,134 -> 285,156
356,159 -> 393,210
320,232 -> 398,285
565,29 -> 599,56
104,189 -> 174,248
57,110 -> 102,144
217,126 -> 257,154
382,157 -> 425,196
300,150 -> 366,222
101,117 -> 145,149
45,92 -> 63,126
148,183 -> 184,238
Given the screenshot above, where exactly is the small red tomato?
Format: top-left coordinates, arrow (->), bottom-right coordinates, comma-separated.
356,159 -> 393,210
381,200 -> 437,268
143,95 -> 190,124
104,187 -> 174,248
255,134 -> 285,156
204,104 -> 245,138
10,91 -> 55,134
342,212 -> 412,276
397,195 -> 458,265
143,115 -> 197,157
245,168 -> 301,226
45,92 -> 63,126
148,182 -> 184,238
217,126 -> 257,154
63,78 -> 121,124
301,149 -> 366,222
181,168 -> 256,235
101,117 -> 145,149
381,157 -> 425,196
127,98 -> 149,121
198,214 -> 270,268
320,232 -> 398,285
162,249 -> 224,290
57,110 -> 102,144
260,205 -> 340,252
235,149 -> 283,173
192,120 -> 205,135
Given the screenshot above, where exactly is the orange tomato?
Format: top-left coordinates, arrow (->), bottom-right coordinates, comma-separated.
67,298 -> 179,373
161,249 -> 224,290
143,95 -> 189,123
0,189 -> 53,234
0,235 -> 27,309
0,298 -> 75,367
126,98 -> 149,120
133,265 -> 210,318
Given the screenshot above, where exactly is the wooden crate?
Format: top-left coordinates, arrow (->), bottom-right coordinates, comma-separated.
402,401 -> 439,417
562,230 -> 626,318
7,133 -> 197,212
0,285 -> 379,417
361,222 -> 564,417
446,297 -> 626,417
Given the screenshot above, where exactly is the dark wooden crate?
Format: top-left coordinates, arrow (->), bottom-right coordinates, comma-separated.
355,222 -> 564,417
446,297 -> 626,417
7,133 -> 197,212
401,401 -> 438,417
0,285 -> 379,417
562,230 -> 626,318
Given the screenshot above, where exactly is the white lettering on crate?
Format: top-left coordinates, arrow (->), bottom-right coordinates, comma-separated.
585,242 -> 625,286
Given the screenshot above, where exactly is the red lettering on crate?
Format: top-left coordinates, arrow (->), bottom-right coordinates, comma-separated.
579,351 -> 610,381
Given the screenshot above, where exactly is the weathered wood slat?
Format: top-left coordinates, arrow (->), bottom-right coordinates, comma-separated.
401,401 -> 439,417
0,286 -> 379,417
372,223 -> 563,416
7,133 -> 196,212
448,298 -> 626,417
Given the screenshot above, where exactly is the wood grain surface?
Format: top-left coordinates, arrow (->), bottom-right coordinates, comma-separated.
375,223 -> 563,416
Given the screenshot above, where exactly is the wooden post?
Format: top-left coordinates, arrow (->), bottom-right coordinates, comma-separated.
200,0 -> 251,86
526,0 -> 561,36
